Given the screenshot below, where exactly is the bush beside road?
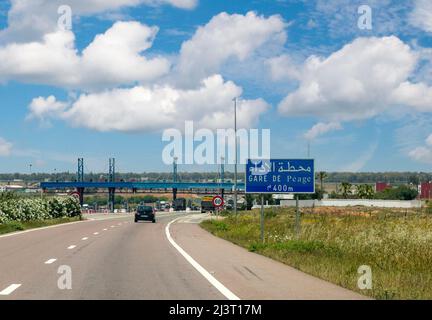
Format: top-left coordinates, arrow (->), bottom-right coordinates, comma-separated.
0,192 -> 82,234
201,207 -> 432,300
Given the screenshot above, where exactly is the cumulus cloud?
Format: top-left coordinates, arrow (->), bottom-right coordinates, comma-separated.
27,95 -> 68,122
0,21 -> 170,90
266,55 -> 300,81
409,134 -> 432,164
0,137 -> 12,156
278,36 -> 432,121
304,122 -> 342,140
0,0 -> 198,42
175,11 -> 287,86
27,75 -> 269,132
409,0 -> 432,33
391,81 -> 432,112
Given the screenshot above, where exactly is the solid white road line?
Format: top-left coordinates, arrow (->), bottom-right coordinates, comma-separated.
93,232 -> 99,235
81,237 -> 88,240
0,221 -> 86,239
165,217 -> 240,300
44,258 -> 57,264
67,245 -> 76,250
0,284 -> 21,295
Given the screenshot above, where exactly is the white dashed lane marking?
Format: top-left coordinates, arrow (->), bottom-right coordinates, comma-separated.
67,245 -> 76,250
0,284 -> 21,295
81,237 -> 88,241
44,259 -> 57,264
93,232 -> 99,235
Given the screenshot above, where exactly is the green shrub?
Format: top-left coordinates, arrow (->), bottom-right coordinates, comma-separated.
0,195 -> 81,223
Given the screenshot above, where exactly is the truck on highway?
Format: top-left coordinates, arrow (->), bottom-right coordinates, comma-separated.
201,196 -> 216,213
173,198 -> 186,211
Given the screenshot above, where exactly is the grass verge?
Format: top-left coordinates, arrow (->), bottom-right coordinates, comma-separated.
200,207 -> 432,300
0,216 -> 83,235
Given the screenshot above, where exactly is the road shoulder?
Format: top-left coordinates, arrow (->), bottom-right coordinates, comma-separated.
170,219 -> 369,300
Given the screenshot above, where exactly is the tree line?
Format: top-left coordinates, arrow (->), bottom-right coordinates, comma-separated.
1,171 -> 431,184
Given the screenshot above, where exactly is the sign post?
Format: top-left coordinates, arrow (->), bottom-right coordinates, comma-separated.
260,194 -> 264,242
212,195 -> 224,221
246,159 -> 315,241
295,195 -> 300,236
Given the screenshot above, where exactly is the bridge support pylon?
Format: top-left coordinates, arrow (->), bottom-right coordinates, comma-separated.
108,187 -> 115,213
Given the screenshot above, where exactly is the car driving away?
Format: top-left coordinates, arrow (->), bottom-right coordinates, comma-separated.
135,205 -> 156,223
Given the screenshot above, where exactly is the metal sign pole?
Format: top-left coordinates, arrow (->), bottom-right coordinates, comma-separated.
260,194 -> 264,242
295,194 -> 300,236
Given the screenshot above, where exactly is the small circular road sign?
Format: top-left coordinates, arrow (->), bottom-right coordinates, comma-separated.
69,191 -> 80,199
212,195 -> 224,208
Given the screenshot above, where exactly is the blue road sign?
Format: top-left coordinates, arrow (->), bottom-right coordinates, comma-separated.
245,159 -> 315,194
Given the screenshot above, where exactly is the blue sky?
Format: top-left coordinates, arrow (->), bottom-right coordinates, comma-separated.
1,0 -> 432,173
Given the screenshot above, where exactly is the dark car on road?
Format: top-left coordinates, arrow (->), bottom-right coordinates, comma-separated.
135,205 -> 156,223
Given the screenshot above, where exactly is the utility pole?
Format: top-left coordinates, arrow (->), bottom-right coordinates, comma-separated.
233,97 -> 238,216
220,156 -> 225,184
220,156 -> 225,201
173,156 -> 178,201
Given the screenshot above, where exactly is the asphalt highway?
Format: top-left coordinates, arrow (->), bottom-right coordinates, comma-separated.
0,212 -> 367,300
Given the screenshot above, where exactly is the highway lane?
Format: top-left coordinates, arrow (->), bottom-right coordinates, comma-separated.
0,212 -> 224,299
0,212 -> 367,300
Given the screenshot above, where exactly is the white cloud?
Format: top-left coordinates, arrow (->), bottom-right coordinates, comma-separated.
410,0 -> 432,32
409,134 -> 432,164
0,0 -> 198,42
27,95 -> 68,121
304,122 -> 342,140
0,137 -> 12,156
28,75 -> 269,132
391,81 -> 432,112
266,55 -> 300,81
175,11 -> 287,86
278,36 -> 432,121
426,134 -> 432,146
409,147 -> 432,164
0,21 -> 170,90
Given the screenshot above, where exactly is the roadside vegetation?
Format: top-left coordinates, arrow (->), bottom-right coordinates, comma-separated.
0,216 -> 82,235
0,192 -> 82,234
201,207 -> 432,300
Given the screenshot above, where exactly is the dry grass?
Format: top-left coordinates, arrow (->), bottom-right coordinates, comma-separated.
201,207 -> 432,300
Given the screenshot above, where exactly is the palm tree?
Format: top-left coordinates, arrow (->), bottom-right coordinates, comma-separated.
341,182 -> 352,199
317,171 -> 328,192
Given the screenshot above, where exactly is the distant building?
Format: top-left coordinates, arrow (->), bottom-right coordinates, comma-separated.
419,182 -> 432,199
375,182 -> 391,192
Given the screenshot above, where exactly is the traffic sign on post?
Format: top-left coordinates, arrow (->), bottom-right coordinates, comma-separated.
245,159 -> 315,194
245,159 -> 315,242
212,195 -> 224,208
